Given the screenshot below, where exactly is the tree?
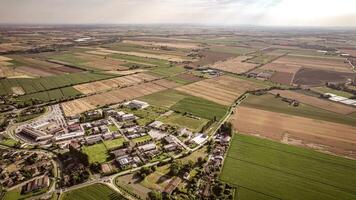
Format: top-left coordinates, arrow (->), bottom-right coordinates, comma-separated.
170,160 -> 183,176
89,162 -> 101,173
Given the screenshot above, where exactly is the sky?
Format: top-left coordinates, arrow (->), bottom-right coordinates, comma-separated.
0,0 -> 355,26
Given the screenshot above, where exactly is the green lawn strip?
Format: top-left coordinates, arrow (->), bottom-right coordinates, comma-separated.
148,66 -> 186,77
158,112 -> 209,132
82,143 -> 109,164
132,135 -> 152,144
241,94 -> 356,126
109,53 -> 171,68
171,96 -> 228,120
220,134 -> 356,200
311,86 -> 354,98
61,183 -> 125,200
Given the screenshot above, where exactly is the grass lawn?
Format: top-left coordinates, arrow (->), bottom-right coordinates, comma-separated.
180,146 -> 208,164
171,96 -> 228,120
82,143 -> 109,164
311,86 -> 354,98
138,89 -> 188,108
140,165 -> 172,191
3,187 -> 48,200
131,135 -> 152,144
241,94 -> 356,126
220,133 -> 356,200
61,183 -> 125,200
103,137 -> 125,149
158,112 -> 209,132
148,66 -> 186,77
107,124 -> 118,132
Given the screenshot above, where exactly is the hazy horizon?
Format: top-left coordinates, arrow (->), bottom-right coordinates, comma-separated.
0,0 -> 356,27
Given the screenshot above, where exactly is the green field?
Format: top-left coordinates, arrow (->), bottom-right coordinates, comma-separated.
132,135 -> 152,144
103,137 -> 125,149
110,53 -> 171,68
17,86 -> 82,104
107,124 -> 118,132
148,66 -> 186,77
209,46 -> 255,55
61,183 -> 125,200
171,96 -> 228,120
138,89 -> 188,108
311,86 -> 354,98
158,112 -> 209,132
241,94 -> 356,126
0,71 -> 117,96
3,186 -> 48,200
82,143 -> 109,164
220,134 -> 356,200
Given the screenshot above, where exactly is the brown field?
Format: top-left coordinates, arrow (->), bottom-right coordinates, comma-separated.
231,106 -> 356,158
175,73 -> 204,82
9,56 -> 83,76
62,80 -> 176,116
261,59 -> 302,74
270,55 -> 351,72
153,79 -> 180,88
0,66 -> 25,77
74,73 -> 158,94
96,48 -> 188,62
0,56 -> 13,61
293,68 -> 356,86
175,75 -> 266,105
210,56 -> 257,74
123,40 -> 201,49
270,89 -> 356,114
194,50 -> 236,66
340,49 -> 356,57
75,53 -> 128,71
270,71 -> 294,85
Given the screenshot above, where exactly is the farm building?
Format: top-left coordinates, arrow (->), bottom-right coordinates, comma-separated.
148,121 -> 163,129
191,133 -> 208,145
126,100 -> 149,109
138,143 -> 157,152
19,127 -> 53,142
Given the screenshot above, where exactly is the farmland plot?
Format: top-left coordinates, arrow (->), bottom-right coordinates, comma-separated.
74,73 -> 158,94
269,89 -> 356,115
210,56 -> 257,74
62,80 -> 177,116
123,40 -> 201,49
231,106 -> 356,158
220,134 -> 356,200
175,75 -> 266,106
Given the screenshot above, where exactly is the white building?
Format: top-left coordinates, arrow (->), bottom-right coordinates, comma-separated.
127,100 -> 149,109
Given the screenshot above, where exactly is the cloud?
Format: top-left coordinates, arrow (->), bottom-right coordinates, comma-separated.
0,0 -> 355,26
